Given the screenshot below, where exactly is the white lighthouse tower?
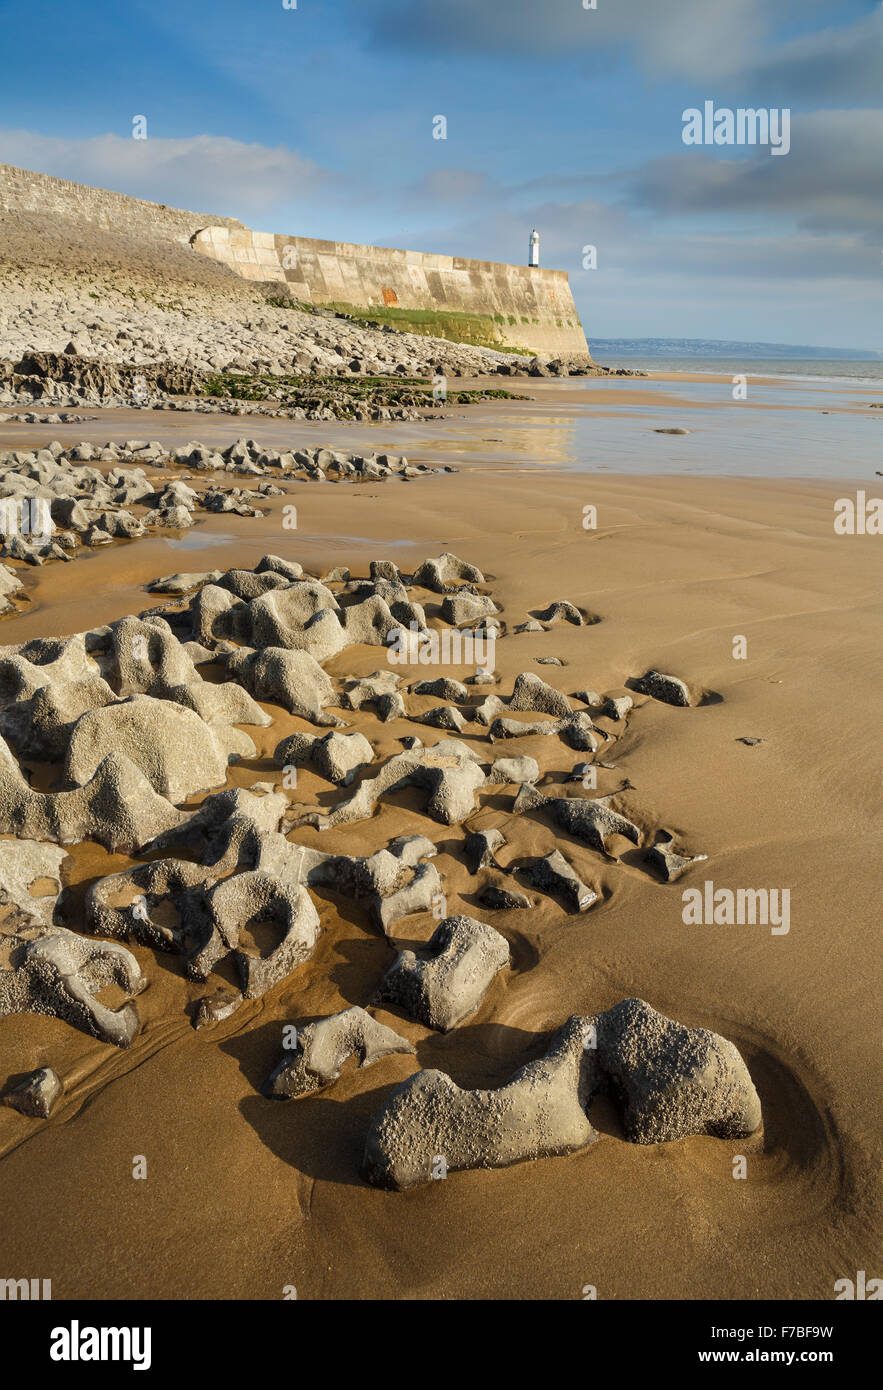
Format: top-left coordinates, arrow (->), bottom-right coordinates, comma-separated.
529,227 -> 539,267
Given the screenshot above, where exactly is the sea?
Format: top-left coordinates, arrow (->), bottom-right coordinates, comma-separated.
597,357 -> 883,386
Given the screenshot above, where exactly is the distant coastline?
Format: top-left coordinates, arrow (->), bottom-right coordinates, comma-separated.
590,337 -> 882,361
592,355 -> 883,385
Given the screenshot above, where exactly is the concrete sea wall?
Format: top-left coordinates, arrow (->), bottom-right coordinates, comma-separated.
0,164 -> 588,357
191,227 -> 588,356
0,162 -> 242,243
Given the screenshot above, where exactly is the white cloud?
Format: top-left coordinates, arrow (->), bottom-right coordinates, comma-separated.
0,130 -> 339,219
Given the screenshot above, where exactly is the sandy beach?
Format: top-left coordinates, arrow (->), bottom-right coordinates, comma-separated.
0,376 -> 879,1301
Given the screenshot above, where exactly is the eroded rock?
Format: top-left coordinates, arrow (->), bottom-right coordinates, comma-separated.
274,729 -> 373,786
363,999 -> 760,1188
64,694 -> 253,801
586,998 -> 761,1143
644,834 -> 708,882
464,827 -> 506,873
0,735 -> 184,851
0,926 -> 144,1046
374,914 -> 509,1031
513,783 -> 641,855
299,740 -> 487,829
265,1006 -> 414,1099
521,848 -> 599,912
0,839 -> 67,928
363,1014 -> 596,1189
631,670 -> 693,707
410,553 -> 484,593
489,711 -> 600,751
299,834 -> 441,935
532,601 -> 584,627
2,1066 -> 63,1118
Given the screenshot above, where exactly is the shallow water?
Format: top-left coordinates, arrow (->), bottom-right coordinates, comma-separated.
161,528 -> 236,550
491,379 -> 883,479
0,372 -> 879,490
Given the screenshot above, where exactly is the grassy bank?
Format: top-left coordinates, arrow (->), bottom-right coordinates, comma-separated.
316,303 -> 539,354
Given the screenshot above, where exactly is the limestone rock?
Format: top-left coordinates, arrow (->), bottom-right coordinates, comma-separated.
489,711 -> 600,752
478,881 -> 532,911
147,570 -> 222,594
533,601 -> 584,627
0,839 -> 67,928
2,1066 -> 63,1118
513,784 -> 641,855
88,809 -> 321,999
473,694 -> 507,726
441,591 -> 498,625
587,998 -> 762,1143
0,926 -> 144,1047
64,694 -> 254,802
166,678 -> 271,729
631,669 -> 693,706
300,834 -> 441,935
411,553 -> 484,593
374,914 -> 509,1031
488,755 -> 539,785
274,729 -> 373,785
191,861 -> 321,999
0,736 -> 184,852
604,695 -> 633,721
85,856 -> 210,953
644,834 -> 707,882
464,827 -> 506,873
362,1000 -> 760,1188
300,741 -> 486,829
508,672 -> 572,719
145,785 -> 287,857
416,705 -> 466,732
343,670 -> 401,711
265,1006 -> 415,1099
410,677 -> 468,702
363,1015 -> 596,1189
522,849 -> 599,912
194,987 -> 243,1028
0,634 -> 98,704
99,615 -> 200,696
226,646 -> 337,724
0,675 -> 120,760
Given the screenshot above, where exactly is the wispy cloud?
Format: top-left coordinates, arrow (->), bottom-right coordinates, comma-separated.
0,130 -> 342,220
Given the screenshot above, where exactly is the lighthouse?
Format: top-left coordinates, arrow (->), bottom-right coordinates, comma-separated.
528,228 -> 539,267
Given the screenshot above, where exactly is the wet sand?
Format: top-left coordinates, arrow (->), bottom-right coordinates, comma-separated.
0,379 -> 880,1299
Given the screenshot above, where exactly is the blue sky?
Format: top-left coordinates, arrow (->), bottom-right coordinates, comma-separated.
1,0 -> 881,349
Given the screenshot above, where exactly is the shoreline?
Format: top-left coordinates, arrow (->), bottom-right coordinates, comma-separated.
0,380 -> 880,1301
